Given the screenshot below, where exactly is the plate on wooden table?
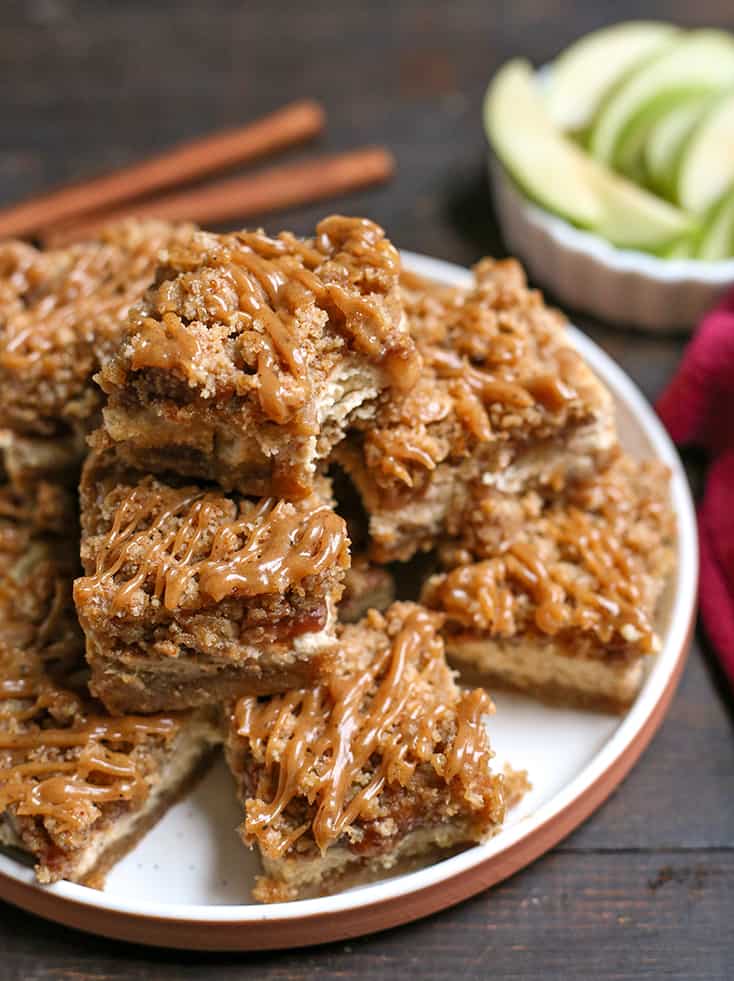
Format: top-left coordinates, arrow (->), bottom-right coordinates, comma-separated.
0,251 -> 698,951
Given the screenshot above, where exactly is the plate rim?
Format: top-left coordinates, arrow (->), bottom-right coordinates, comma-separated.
0,250 -> 698,950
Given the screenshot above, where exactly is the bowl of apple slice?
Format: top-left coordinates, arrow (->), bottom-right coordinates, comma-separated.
485,22 -> 734,331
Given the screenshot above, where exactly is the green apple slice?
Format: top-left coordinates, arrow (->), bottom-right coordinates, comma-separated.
589,30 -> 734,165
644,93 -> 713,192
660,237 -> 695,258
485,59 -> 690,250
677,90 -> 734,214
614,89 -> 715,184
584,162 -> 691,249
484,60 -> 603,227
546,21 -> 679,132
697,186 -> 734,259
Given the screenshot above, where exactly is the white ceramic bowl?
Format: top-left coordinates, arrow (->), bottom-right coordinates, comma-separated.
489,154 -> 734,332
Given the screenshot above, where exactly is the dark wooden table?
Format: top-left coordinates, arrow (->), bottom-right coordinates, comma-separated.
2,1 -> 733,978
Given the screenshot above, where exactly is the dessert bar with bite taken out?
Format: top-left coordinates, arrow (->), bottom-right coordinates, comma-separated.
226,601 -> 505,902
74,451 -> 351,713
95,215 -> 420,501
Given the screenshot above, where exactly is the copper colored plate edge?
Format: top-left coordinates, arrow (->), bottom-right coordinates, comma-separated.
0,585 -> 696,952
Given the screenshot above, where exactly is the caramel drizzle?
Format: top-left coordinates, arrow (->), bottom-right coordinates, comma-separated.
235,606 -> 494,856
129,216 -> 414,429
426,506 -> 655,650
367,427 -> 446,487
430,346 -> 579,420
363,335 -> 581,494
77,481 -> 348,613
0,650 -> 182,833
378,261 -> 581,491
222,250 -> 320,429
363,376 -> 454,488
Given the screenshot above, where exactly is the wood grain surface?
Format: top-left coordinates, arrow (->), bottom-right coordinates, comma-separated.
1,1 -> 733,978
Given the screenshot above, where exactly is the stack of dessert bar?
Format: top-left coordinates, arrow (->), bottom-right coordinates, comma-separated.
0,214 -> 675,901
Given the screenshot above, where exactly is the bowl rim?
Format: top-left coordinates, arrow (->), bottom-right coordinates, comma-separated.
489,61 -> 734,284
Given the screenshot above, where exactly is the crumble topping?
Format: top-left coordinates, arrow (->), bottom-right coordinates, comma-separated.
100,216 -> 418,430
344,258 -> 611,511
423,457 -> 675,657
231,602 -> 504,860
76,463 -> 349,616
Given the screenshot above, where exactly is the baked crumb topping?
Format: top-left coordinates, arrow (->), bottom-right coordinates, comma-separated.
231,602 -> 503,860
75,454 -> 350,617
423,457 -> 675,656
353,259 -> 609,504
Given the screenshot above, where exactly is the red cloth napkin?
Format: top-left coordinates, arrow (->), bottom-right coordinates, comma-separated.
656,290 -> 734,687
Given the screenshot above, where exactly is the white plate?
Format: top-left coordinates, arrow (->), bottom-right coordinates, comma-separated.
0,251 -> 698,950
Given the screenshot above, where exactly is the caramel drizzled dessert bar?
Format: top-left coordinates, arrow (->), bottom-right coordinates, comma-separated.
335,260 -> 616,561
95,216 -> 420,501
74,451 -> 351,713
0,646 -> 220,885
0,479 -> 220,884
422,455 -> 675,712
226,602 -> 505,902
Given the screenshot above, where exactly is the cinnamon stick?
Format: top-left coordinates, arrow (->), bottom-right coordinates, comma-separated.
0,100 -> 325,240
41,147 -> 396,247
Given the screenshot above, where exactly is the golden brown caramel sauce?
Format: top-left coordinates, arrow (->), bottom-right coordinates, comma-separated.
0,715 -> 177,751
359,301 -> 581,497
130,312 -> 200,374
526,374 -> 579,413
75,478 -> 349,614
358,258 -> 592,501
234,605 -> 495,857
359,374 -> 452,491
427,348 -> 536,410
368,428 -> 444,487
